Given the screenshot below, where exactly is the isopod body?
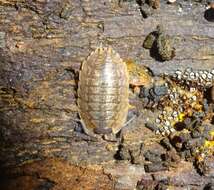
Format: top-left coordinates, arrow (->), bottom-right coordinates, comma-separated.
78,47 -> 129,136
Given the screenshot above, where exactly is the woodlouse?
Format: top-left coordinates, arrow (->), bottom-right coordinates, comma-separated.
78,47 -> 129,137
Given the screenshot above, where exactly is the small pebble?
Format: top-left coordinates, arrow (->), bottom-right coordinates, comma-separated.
189,72 -> 195,80
202,73 -> 207,80
169,128 -> 176,133
172,111 -> 178,118
165,120 -> 170,126
156,118 -> 161,124
190,87 -> 196,92
192,95 -> 197,101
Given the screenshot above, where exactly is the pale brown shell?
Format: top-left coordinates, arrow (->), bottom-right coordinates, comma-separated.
77,47 -> 129,136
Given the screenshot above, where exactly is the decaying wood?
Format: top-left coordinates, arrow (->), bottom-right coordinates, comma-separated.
0,0 -> 213,189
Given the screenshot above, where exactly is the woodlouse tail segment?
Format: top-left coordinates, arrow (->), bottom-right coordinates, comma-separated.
93,126 -> 112,135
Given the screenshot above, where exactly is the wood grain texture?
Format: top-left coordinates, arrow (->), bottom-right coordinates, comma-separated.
0,0 -> 213,189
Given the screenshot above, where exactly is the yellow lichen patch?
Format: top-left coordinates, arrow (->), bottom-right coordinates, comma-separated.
204,131 -> 214,153
171,113 -> 186,129
210,131 -> 214,136
125,59 -> 153,88
178,113 -> 185,122
197,130 -> 214,159
204,140 -> 214,148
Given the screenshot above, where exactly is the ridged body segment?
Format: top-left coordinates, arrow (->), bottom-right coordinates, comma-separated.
78,47 -> 129,135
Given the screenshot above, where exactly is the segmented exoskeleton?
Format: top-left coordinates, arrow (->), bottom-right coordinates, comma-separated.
78,47 -> 129,137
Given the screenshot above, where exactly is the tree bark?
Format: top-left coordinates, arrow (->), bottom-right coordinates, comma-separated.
0,0 -> 213,189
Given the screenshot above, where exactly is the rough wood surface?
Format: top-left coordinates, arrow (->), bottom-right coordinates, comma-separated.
0,0 -> 213,189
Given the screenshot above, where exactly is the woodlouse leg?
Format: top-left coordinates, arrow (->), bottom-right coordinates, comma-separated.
105,114 -> 141,143
71,117 -> 99,141
123,114 -> 138,127
79,119 -> 96,137
119,112 -> 143,140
